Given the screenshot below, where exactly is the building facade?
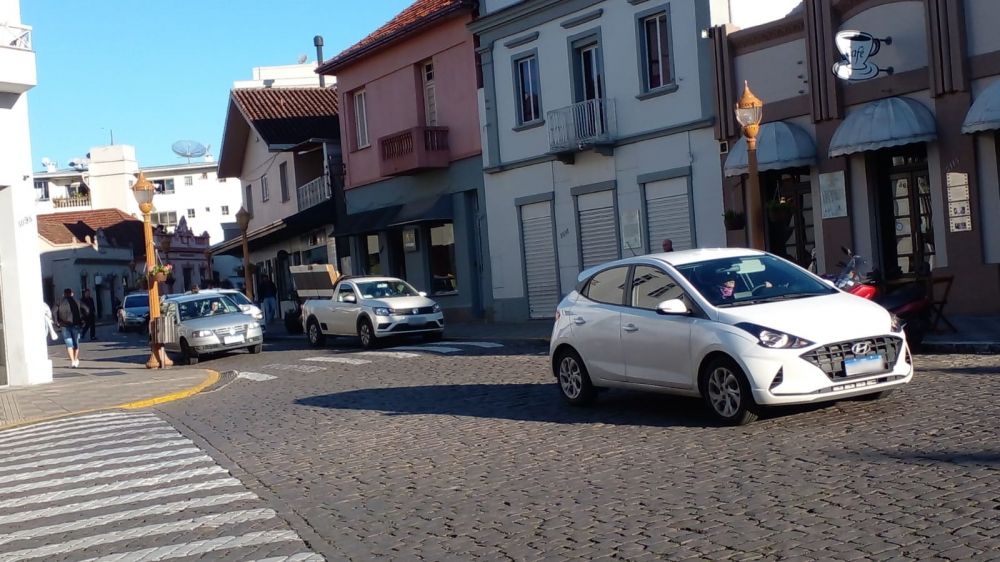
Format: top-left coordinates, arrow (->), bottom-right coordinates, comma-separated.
215,87 -> 341,317
711,0 -> 1000,314
318,0 -> 491,321
0,0 -> 53,386
33,147 -> 243,246
470,0 -> 734,321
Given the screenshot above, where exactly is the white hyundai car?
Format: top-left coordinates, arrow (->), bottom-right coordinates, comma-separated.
550,249 -> 913,425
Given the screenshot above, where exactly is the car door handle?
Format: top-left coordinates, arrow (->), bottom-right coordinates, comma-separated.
622,323 -> 639,333
573,317 -> 586,325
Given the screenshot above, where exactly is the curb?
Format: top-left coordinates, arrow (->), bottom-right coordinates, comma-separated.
0,370 -> 220,432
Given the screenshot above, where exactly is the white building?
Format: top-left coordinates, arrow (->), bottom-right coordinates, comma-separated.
34,145 -> 244,245
233,62 -> 324,89
470,0 -> 734,321
0,0 -> 53,386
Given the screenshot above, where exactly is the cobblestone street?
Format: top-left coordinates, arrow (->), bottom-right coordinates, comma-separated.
155,341 -> 1000,561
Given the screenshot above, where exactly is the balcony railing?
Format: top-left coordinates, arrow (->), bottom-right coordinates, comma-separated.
547,98 -> 618,154
1,24 -> 32,50
296,176 -> 331,211
378,126 -> 450,177
52,195 -> 91,209
0,23 -> 36,93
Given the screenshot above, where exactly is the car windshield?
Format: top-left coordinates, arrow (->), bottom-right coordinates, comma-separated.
356,280 -> 419,299
124,295 -> 149,308
675,255 -> 836,308
177,296 -> 241,321
221,291 -> 252,306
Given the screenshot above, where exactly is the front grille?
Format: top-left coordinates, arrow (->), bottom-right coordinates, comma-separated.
214,325 -> 247,337
800,336 -> 902,380
391,306 -> 436,315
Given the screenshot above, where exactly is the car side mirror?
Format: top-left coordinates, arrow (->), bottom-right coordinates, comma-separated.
656,299 -> 690,315
419,291 -> 427,297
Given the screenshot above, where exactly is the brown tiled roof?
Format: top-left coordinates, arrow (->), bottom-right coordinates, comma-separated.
230,87 -> 341,147
37,209 -> 145,256
319,0 -> 473,73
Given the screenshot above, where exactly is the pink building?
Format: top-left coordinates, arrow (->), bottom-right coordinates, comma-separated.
319,0 -> 491,320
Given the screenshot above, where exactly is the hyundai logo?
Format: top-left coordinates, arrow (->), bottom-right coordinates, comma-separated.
851,341 -> 873,355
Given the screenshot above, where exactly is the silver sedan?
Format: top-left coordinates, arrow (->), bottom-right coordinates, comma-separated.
161,294 -> 264,365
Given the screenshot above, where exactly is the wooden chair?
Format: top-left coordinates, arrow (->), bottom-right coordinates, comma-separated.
927,275 -> 956,333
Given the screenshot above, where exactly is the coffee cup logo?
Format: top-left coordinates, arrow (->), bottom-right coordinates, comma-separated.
833,30 -> 892,81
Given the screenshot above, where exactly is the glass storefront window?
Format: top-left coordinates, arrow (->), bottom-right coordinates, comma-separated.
365,234 -> 382,275
429,223 -> 458,295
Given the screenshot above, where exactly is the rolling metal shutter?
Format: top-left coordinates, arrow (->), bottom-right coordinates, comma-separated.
577,190 -> 618,269
645,177 -> 693,251
520,201 -> 559,319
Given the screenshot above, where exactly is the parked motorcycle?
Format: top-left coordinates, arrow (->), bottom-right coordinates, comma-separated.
810,247 -> 930,348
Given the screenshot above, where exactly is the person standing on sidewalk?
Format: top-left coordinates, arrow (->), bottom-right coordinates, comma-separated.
55,288 -> 89,368
259,276 -> 278,325
80,288 -> 97,341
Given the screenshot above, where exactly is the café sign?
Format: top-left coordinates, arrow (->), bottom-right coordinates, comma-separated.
832,30 -> 893,82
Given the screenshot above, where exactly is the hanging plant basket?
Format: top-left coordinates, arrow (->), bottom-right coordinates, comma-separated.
723,211 -> 746,231
151,272 -> 167,283
766,201 -> 794,224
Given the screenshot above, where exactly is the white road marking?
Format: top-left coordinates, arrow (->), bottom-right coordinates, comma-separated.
0,478 -> 243,526
1,425 -> 180,456
262,363 -> 327,373
76,531 -> 301,562
238,371 -> 278,381
303,356 -> 372,365
0,455 -> 213,496
391,345 -> 462,354
0,438 -> 191,475
0,414 -> 160,446
247,554 -> 326,562
432,341 -> 505,348
0,466 -> 230,509
355,351 -> 422,359
0,491 -> 256,547
1,508 -> 277,560
0,447 -> 203,485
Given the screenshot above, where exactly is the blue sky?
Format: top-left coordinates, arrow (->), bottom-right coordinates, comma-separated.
24,1 -> 412,169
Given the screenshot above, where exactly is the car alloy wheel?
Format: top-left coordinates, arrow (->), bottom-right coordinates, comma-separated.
358,319 -> 377,349
555,349 -> 595,406
703,357 -> 758,425
307,320 -> 325,347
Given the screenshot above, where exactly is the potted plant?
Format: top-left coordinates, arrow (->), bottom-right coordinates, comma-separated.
149,263 -> 173,283
766,198 -> 794,224
723,209 -> 746,231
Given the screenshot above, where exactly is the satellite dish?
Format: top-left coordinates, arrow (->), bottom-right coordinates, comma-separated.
297,54 -> 308,64
41,157 -> 51,166
68,157 -> 89,171
171,140 -> 208,163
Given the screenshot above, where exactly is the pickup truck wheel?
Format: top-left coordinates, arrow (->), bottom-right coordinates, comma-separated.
358,318 -> 379,349
180,339 -> 199,366
307,319 -> 325,347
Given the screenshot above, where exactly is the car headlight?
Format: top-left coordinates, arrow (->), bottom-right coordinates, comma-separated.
890,313 -> 904,333
432,304 -> 441,313
124,311 -> 134,318
193,330 -> 214,338
252,311 -> 263,320
736,322 -> 813,349
373,307 -> 391,316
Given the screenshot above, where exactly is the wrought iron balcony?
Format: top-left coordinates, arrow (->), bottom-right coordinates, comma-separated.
0,23 -> 36,94
296,176 -> 331,211
547,98 -> 618,155
378,126 -> 450,177
52,195 -> 91,209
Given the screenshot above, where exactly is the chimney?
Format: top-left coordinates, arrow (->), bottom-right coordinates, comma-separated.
314,35 -> 325,87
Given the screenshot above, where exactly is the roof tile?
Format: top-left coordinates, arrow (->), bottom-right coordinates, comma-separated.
231,87 -> 341,147
37,209 -> 144,255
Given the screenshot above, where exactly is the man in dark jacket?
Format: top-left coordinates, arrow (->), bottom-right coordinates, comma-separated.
55,288 -> 89,368
80,288 -> 97,341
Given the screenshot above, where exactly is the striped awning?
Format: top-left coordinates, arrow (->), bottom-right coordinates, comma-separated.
963,79 -> 1000,134
724,121 -> 817,177
829,97 -> 937,157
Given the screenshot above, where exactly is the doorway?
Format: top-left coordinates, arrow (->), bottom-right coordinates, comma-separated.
762,169 -> 815,268
386,229 -> 407,279
873,147 -> 933,278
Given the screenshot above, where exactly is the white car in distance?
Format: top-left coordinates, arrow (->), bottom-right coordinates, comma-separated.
550,249 -> 913,425
301,276 -> 444,348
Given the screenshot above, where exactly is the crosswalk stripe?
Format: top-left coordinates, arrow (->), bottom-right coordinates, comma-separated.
0,419 -> 171,451
238,371 -> 278,381
0,466 -> 230,510
391,345 -> 462,353
0,491 -> 257,547
0,439 -> 195,477
302,356 -> 372,365
75,530 -> 302,562
0,413 -> 159,445
1,447 -> 202,485
355,351 -> 422,359
431,341 -> 504,348
246,554 -> 326,562
0,508 -> 277,560
1,425 -> 180,456
0,434 -> 185,469
0,454 -> 214,496
0,478 -> 245,526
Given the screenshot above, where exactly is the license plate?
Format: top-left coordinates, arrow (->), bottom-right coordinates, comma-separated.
407,316 -> 424,325
223,335 -> 245,345
844,354 -> 884,376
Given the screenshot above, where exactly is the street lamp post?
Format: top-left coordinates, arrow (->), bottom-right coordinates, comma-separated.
235,206 -> 254,301
735,80 -> 766,251
132,172 -> 171,369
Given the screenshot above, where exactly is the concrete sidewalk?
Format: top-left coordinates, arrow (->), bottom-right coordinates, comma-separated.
0,325 -> 217,430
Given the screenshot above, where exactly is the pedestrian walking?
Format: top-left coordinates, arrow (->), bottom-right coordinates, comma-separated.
259,276 -> 278,325
42,301 -> 59,342
55,288 -> 89,368
80,288 -> 97,341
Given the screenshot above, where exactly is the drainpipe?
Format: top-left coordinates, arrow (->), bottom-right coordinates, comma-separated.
314,35 -> 325,87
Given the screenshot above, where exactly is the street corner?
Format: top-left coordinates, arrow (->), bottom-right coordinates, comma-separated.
118,368 -> 221,410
